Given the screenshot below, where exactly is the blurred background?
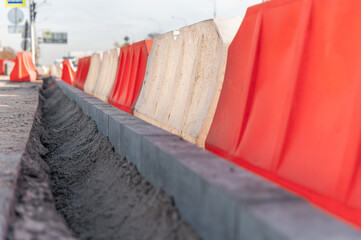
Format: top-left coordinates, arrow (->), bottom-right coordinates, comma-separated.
0,0 -> 262,66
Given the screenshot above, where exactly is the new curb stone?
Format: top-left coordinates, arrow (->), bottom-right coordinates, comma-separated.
57,80 -> 361,240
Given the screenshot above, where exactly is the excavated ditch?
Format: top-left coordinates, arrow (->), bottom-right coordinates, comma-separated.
7,78 -> 200,240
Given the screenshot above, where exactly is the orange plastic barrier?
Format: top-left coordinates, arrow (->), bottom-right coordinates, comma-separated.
10,52 -> 37,82
206,0 -> 361,229
0,59 -> 8,75
108,40 -> 153,113
73,58 -> 84,86
61,59 -> 75,85
73,56 -> 91,90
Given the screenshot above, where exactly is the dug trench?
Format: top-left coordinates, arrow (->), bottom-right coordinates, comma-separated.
6,78 -> 200,240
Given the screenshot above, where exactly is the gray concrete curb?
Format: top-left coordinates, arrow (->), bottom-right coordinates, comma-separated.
57,80 -> 361,240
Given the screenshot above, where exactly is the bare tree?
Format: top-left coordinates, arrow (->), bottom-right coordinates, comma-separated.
0,46 -> 16,59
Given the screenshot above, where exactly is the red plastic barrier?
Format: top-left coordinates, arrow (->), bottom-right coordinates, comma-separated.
108,40 -> 153,113
206,0 -> 361,229
73,56 -> 91,90
10,52 -> 37,82
61,59 -> 75,85
73,58 -> 84,86
0,59 -> 8,75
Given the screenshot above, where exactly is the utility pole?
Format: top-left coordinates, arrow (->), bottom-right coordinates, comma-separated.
29,0 -> 36,63
24,21 -> 29,51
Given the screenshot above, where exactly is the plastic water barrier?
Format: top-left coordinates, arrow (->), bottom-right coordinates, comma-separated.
83,53 -> 103,94
37,66 -> 50,76
73,56 -> 92,90
50,63 -> 62,79
92,48 -> 120,102
134,19 -> 241,147
108,40 -> 153,113
206,0 -> 361,228
61,59 -> 76,85
10,51 -> 37,82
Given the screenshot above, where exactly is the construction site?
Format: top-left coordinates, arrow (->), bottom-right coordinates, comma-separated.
1,0 -> 361,239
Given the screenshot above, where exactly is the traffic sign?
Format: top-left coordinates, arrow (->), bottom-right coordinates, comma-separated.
8,8 -> 24,24
5,0 -> 26,8
43,30 -> 52,39
43,32 -> 68,44
8,25 -> 26,34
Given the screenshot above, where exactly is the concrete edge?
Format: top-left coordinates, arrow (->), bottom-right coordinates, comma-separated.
57,80 -> 361,240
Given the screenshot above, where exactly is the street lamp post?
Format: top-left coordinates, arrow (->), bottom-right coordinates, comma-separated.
29,0 -> 36,63
29,0 -> 49,64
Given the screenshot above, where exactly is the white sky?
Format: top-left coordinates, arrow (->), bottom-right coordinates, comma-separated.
0,0 -> 262,65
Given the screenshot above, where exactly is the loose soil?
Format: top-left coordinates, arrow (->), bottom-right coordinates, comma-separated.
7,77 -> 200,240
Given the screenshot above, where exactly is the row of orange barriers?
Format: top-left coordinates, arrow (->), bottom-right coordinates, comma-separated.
1,52 -> 37,81
108,40 -> 152,113
61,0 -> 361,230
69,40 -> 152,114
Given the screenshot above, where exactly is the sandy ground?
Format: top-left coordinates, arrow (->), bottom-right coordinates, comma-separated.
5,77 -> 200,240
0,77 -> 39,156
0,77 -> 73,240
0,77 -> 41,239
